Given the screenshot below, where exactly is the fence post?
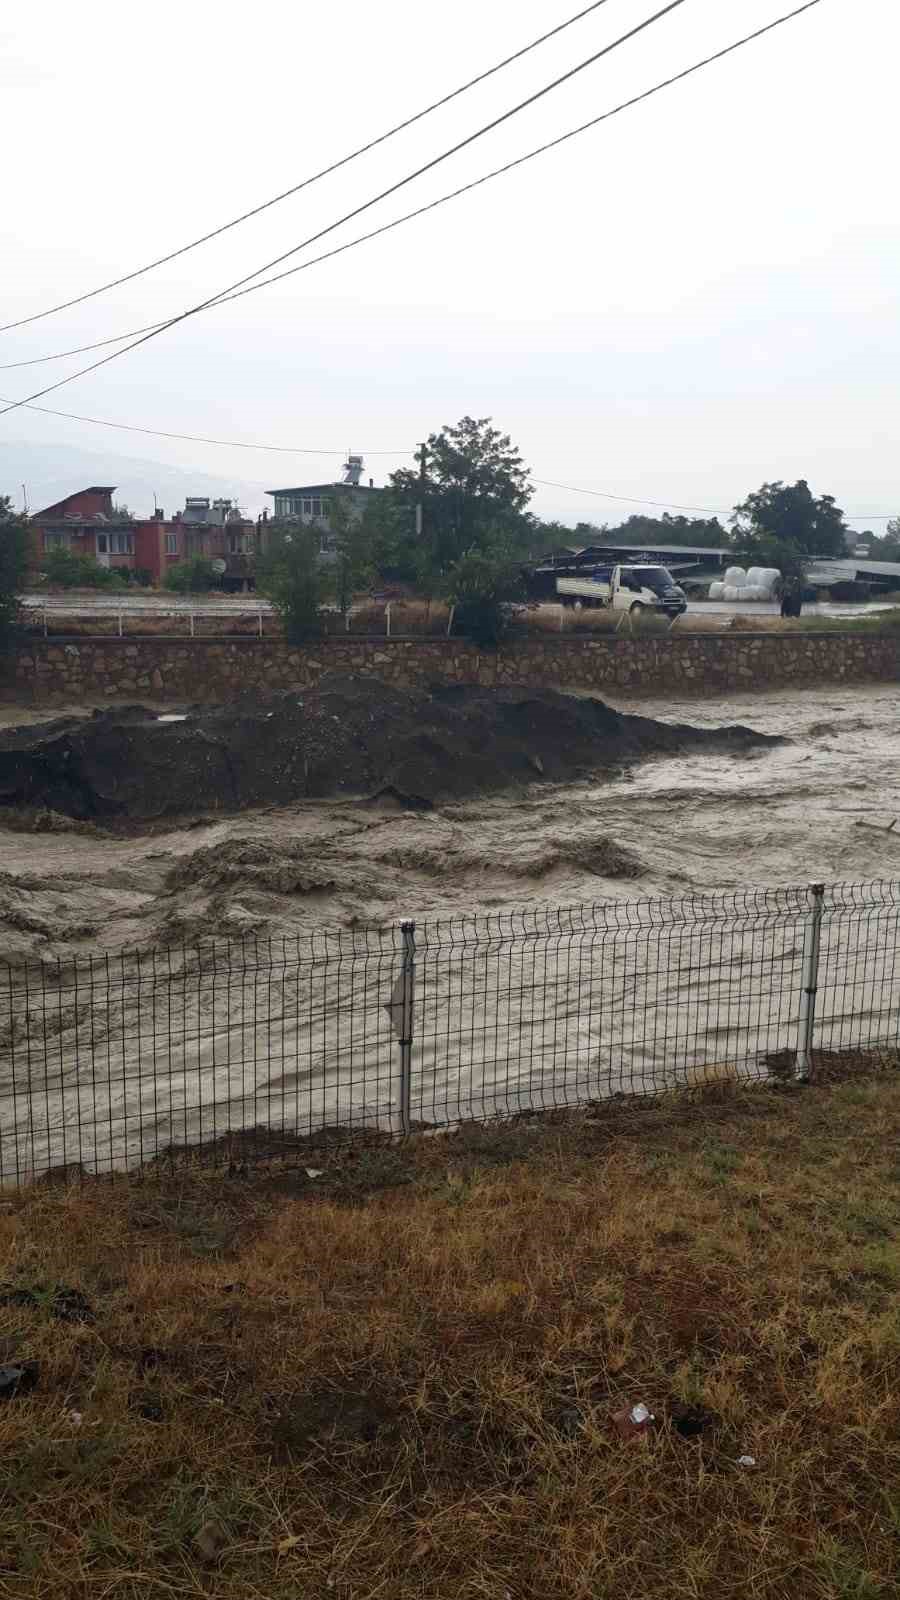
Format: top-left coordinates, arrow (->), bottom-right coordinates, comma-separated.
385,602 -> 391,638
117,611 -> 123,638
795,882 -> 825,1080
391,920 -> 416,1136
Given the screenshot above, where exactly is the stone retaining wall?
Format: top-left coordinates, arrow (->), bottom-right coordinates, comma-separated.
6,631 -> 900,702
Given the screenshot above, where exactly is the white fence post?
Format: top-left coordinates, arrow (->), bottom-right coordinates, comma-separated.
385,602 -> 391,638
385,920 -> 416,1135
796,883 -> 825,1080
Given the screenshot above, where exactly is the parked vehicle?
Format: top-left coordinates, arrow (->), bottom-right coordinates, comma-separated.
556,564 -> 687,617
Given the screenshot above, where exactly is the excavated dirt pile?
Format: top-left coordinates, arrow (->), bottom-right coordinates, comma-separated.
0,675 -> 781,822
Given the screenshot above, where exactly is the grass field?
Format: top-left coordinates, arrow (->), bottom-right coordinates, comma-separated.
0,1073 -> 897,1598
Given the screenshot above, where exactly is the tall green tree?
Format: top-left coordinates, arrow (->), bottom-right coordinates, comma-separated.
385,416 -> 534,581
730,480 -> 848,560
0,495 -> 30,653
257,523 -> 333,643
329,496 -> 374,616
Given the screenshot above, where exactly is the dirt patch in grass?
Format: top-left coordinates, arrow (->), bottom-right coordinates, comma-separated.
0,1072 -> 897,1599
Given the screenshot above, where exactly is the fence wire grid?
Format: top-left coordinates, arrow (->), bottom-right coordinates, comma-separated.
1,879 -> 898,1183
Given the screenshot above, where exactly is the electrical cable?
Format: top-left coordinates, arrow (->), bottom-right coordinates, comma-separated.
0,0 -> 620,335
0,0 -> 690,418
530,476 -> 725,513
2,0 -> 823,381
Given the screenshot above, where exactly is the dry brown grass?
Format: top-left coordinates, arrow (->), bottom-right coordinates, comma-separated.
517,605 -> 672,637
30,613 -> 280,641
0,1073 -> 897,1598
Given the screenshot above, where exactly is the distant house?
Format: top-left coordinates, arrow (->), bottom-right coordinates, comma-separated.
32,485 -> 137,573
135,498 -> 259,589
266,456 -> 380,556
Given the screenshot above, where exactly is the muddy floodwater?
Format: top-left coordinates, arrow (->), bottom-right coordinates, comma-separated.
1,683 -> 898,948
1,682 -> 898,1177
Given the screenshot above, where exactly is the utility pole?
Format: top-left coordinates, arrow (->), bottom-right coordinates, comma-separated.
415,442 -> 427,540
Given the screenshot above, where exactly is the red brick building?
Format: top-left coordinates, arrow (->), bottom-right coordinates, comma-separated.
135,499 -> 259,588
31,488 -> 259,589
32,486 -> 137,573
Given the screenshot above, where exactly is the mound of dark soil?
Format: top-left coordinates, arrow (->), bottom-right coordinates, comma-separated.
0,675 -> 781,822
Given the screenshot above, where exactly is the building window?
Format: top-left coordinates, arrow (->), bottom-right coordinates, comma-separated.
108,532 -> 133,555
44,531 -> 70,550
321,499 -> 331,518
96,534 -> 108,554
302,499 -> 312,515
165,533 -> 178,555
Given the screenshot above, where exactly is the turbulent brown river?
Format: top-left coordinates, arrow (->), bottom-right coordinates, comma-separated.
2,683 -> 899,1177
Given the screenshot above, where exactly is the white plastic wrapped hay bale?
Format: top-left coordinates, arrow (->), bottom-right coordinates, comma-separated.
746,567 -> 765,587
708,581 -> 724,600
724,566 -> 747,587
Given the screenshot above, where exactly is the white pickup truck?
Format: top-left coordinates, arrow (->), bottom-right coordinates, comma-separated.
556,564 -> 687,618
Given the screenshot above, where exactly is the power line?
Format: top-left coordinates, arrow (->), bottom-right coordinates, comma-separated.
4,0 -> 825,381
0,394 -> 407,455
0,1 -> 837,483
530,476 -> 898,521
530,476 -> 725,513
0,0 -> 690,420
3,402 -> 892,517
0,0 -> 619,336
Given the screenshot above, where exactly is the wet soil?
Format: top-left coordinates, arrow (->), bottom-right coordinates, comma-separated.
0,674 -> 777,822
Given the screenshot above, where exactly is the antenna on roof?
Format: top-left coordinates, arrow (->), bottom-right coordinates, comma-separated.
21,483 -> 28,515
342,453 -> 364,486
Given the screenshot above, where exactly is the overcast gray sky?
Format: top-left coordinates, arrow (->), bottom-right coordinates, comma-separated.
1,0 -> 896,529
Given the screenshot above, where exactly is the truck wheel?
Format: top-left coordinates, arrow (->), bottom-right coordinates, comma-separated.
629,602 -> 644,616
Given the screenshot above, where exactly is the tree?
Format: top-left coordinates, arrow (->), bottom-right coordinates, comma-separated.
0,495 -> 30,653
730,480 -> 848,559
163,557 -> 220,593
443,541 -> 525,649
862,520 -> 900,563
384,417 -> 534,581
608,512 -> 726,549
329,496 -> 374,616
257,524 -> 333,643
359,491 -> 419,583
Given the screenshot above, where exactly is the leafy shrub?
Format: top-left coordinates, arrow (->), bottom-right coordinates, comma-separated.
163,558 -> 220,593
42,549 -> 127,589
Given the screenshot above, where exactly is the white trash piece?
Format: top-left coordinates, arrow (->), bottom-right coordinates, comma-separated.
737,1455 -> 757,1468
